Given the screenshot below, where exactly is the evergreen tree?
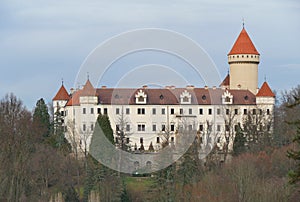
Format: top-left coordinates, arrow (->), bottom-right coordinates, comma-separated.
33,98 -> 50,139
287,96 -> 300,184
233,123 -> 247,156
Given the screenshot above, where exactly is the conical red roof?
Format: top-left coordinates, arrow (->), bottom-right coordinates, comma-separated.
53,85 -> 70,100
81,79 -> 96,96
256,82 -> 275,97
228,28 -> 259,55
220,74 -> 230,87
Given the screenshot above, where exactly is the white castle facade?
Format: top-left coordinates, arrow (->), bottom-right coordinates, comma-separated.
53,27 -> 275,154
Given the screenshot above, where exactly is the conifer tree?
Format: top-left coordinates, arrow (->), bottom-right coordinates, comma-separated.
287,96 -> 300,184
233,123 -> 247,156
33,98 -> 50,139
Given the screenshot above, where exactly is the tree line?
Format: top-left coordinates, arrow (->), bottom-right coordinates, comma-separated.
0,84 -> 300,201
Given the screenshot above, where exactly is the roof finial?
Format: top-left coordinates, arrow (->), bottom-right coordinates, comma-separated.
61,78 -> 64,85
242,18 -> 245,28
87,72 -> 89,80
264,75 -> 267,82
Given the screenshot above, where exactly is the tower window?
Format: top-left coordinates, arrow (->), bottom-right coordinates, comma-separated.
208,108 -> 212,115
162,108 -> 165,115
83,108 -> 86,114
126,108 -> 130,114
189,108 -> 192,115
244,109 -> 247,115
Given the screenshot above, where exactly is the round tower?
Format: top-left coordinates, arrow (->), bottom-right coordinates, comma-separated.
228,27 -> 260,94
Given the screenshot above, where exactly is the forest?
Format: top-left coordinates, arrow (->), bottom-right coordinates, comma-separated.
0,85 -> 300,201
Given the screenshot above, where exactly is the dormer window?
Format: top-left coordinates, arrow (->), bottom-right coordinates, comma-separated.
138,96 -> 144,102
135,90 -> 147,104
180,90 -> 191,104
222,90 -> 233,104
183,96 -> 189,102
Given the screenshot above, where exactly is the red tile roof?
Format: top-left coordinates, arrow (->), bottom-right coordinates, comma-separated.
81,79 -> 96,96
228,28 -> 259,55
256,82 -> 275,97
66,87 -> 256,106
220,74 -> 230,87
53,85 -> 70,101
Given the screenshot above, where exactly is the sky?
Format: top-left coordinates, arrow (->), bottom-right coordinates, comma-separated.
0,0 -> 299,109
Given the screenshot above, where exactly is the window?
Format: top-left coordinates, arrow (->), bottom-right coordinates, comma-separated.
104,108 -> 108,115
137,108 -> 145,114
225,125 -> 230,132
226,109 -> 230,115
170,108 -> 175,114
90,108 -> 94,114
152,124 -> 157,131
234,124 -> 239,132
152,108 -> 156,115
91,124 -> 94,131
116,108 -> 120,114
162,108 -> 165,115
217,108 -> 221,115
140,137 -> 143,144
171,137 -> 174,142
183,96 -> 189,102
138,124 -> 145,131
180,108 -> 183,115
162,124 -> 166,131
208,124 -> 212,131
225,96 -> 231,102
170,124 -> 175,132
199,124 -> 203,131
126,124 -> 130,132
189,108 -> 192,115
156,137 -> 160,143
83,108 -> 86,114
208,108 -> 212,115
188,125 -> 193,131
244,109 -> 247,115
217,125 -> 221,132
97,108 -> 101,114
267,109 -> 270,115
61,111 -> 65,116
116,125 -> 120,131
126,108 -> 130,115
259,109 -> 263,115
252,109 -> 256,115
138,96 -> 144,102
83,124 -> 86,131
199,108 -> 203,115
126,138 -> 130,144
235,109 -> 238,115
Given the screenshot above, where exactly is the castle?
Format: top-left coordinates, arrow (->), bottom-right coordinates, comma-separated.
53,26 -> 275,154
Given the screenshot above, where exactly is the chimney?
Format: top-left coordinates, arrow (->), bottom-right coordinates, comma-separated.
212,86 -> 216,90
204,85 -> 208,90
101,85 -> 107,89
143,85 -> 148,89
70,88 -> 75,95
186,85 -> 195,89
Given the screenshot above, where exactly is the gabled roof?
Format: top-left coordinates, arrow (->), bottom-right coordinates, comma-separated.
53,85 -> 70,101
256,82 -> 275,97
228,28 -> 259,55
220,74 -> 230,87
